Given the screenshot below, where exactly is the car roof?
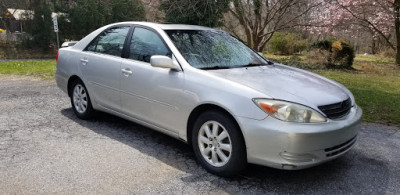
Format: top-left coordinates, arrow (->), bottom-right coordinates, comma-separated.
71,21 -> 220,51
113,21 -> 216,31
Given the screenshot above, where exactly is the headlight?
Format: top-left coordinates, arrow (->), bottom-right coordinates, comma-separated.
253,99 -> 326,123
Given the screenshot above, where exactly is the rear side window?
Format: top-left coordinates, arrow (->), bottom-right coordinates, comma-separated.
129,27 -> 171,63
86,26 -> 130,57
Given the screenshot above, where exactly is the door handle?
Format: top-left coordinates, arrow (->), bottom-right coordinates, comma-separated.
121,68 -> 133,76
80,58 -> 89,65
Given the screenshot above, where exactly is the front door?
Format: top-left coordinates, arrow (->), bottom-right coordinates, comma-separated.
120,27 -> 184,132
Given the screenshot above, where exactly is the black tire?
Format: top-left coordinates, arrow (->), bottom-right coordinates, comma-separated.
70,79 -> 95,120
192,110 -> 247,177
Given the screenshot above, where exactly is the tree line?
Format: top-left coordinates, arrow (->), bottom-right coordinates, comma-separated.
0,0 -> 398,65
1,0 -> 145,49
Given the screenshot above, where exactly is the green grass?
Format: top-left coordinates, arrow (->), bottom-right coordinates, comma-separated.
266,54 -> 395,65
265,53 -> 308,61
314,69 -> 400,126
354,54 -> 395,64
316,55 -> 400,126
0,60 -> 56,79
264,53 -> 400,126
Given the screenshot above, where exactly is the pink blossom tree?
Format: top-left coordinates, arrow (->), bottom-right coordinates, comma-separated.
309,0 -> 400,65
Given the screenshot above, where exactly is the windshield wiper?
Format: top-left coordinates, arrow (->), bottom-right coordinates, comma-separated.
199,61 -> 274,70
234,63 -> 270,68
243,63 -> 266,67
241,61 -> 275,67
199,66 -> 231,70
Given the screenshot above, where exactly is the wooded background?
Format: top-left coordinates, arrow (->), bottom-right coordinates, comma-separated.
0,0 -> 397,64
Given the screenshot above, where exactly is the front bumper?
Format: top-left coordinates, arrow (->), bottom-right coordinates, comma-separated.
238,106 -> 362,170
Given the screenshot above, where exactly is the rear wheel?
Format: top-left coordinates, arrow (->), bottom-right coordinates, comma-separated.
70,80 -> 95,119
192,110 -> 247,176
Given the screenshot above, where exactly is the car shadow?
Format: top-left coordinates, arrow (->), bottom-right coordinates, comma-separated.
60,108 -> 390,193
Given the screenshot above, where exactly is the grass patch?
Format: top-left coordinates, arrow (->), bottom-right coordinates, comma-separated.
314,69 -> 400,126
266,54 -> 395,66
354,54 -> 395,64
264,53 -> 400,126
265,54 -> 307,61
0,60 -> 56,79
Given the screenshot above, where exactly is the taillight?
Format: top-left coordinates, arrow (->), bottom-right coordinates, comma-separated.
56,50 -> 59,61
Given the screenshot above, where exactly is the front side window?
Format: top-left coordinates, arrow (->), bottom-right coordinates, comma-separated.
86,26 -> 130,57
165,30 -> 268,69
129,27 -> 171,63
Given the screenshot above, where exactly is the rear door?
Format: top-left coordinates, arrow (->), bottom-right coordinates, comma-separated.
80,25 -> 131,111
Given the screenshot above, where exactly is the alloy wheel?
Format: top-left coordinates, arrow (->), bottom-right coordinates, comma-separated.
73,84 -> 88,114
198,121 -> 232,167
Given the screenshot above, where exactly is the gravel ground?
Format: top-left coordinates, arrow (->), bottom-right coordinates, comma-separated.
0,76 -> 399,194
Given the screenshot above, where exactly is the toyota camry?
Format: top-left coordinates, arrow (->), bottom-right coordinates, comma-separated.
55,22 -> 362,176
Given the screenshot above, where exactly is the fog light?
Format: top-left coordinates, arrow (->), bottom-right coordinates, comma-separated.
282,164 -> 297,169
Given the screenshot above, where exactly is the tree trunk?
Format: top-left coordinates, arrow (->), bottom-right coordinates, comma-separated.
371,37 -> 376,54
253,34 -> 261,52
395,0 -> 400,65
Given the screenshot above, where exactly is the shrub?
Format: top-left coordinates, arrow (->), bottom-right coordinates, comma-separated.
329,40 -> 355,69
307,39 -> 355,69
306,49 -> 330,68
268,32 -> 309,55
310,39 -> 333,51
269,55 -> 318,69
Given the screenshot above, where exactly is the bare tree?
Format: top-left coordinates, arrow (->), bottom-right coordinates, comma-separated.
159,0 -> 230,27
224,0 -> 321,51
141,0 -> 164,22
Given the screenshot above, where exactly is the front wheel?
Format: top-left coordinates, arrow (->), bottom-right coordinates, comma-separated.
192,110 -> 247,177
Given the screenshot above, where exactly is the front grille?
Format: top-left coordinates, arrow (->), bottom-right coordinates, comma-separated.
325,136 -> 357,157
318,98 -> 352,119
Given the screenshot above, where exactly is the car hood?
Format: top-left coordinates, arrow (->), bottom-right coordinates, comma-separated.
207,64 -> 349,108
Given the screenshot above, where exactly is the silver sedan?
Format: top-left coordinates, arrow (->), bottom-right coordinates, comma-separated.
55,22 -> 362,176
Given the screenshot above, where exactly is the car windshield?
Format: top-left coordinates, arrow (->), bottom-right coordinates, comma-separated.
165,30 -> 268,69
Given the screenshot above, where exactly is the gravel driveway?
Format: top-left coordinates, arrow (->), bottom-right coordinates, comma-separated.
0,76 -> 399,194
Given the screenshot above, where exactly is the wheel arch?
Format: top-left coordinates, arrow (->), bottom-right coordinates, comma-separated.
67,75 -> 83,97
186,103 -> 246,148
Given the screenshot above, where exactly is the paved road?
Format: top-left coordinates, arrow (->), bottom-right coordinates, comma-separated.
0,76 -> 399,194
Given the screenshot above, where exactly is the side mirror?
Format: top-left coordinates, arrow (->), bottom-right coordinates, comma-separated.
61,41 -> 78,48
150,55 -> 180,71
